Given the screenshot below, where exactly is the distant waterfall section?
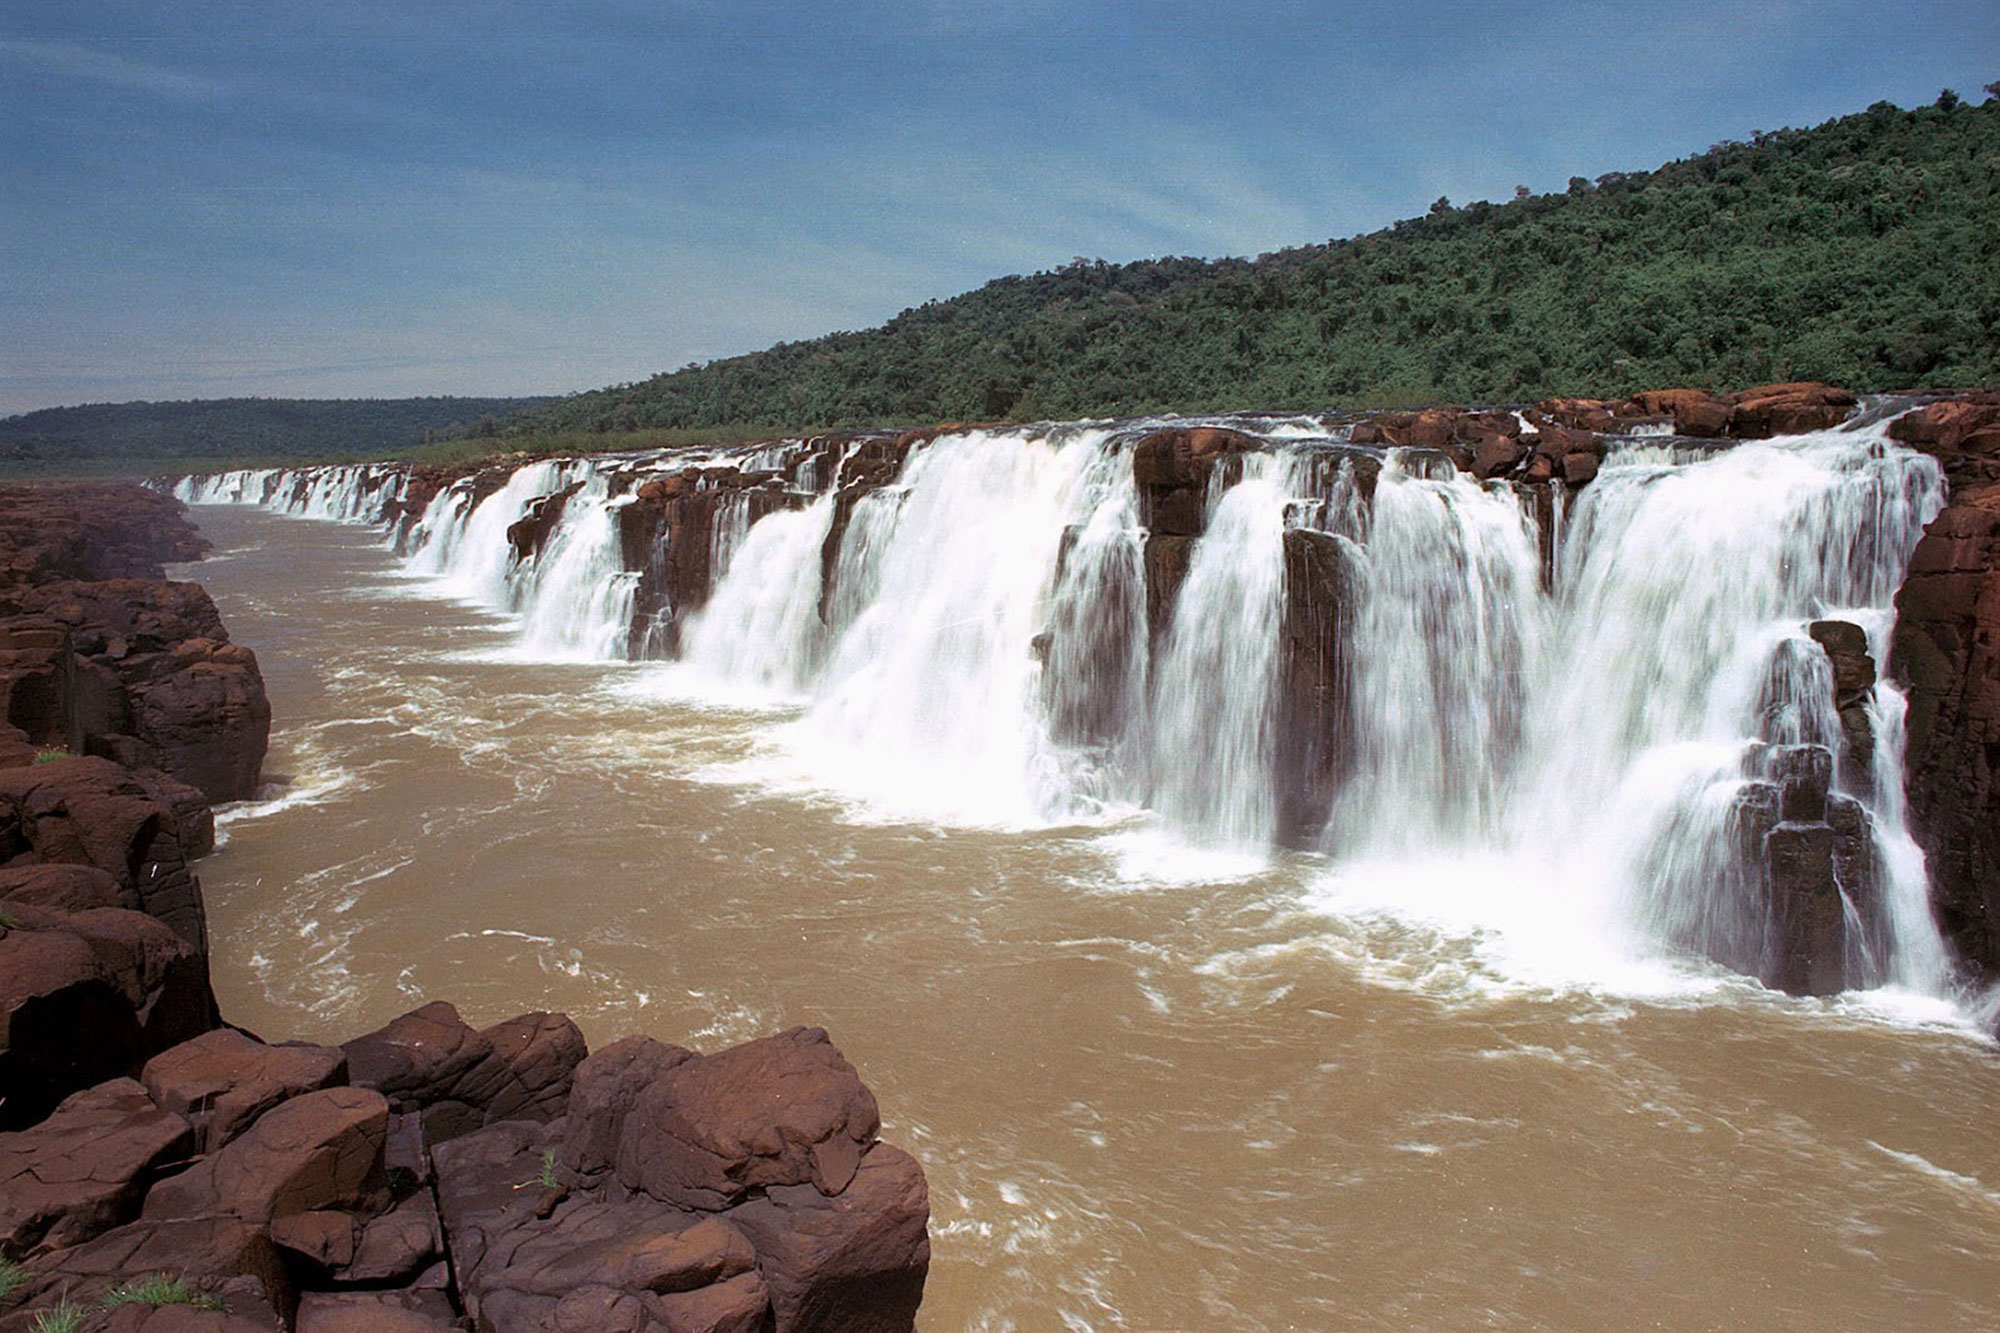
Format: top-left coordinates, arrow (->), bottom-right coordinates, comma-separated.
173,414 -> 1954,1002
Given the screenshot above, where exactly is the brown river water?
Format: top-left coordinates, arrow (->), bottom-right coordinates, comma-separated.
174,501 -> 2000,1331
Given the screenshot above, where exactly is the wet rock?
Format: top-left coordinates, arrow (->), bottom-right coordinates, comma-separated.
614,1026 -> 880,1212
1828,793 -> 1887,984
1773,744 -> 1833,823
1471,437 -> 1527,479
1764,823 -> 1845,997
1276,528 -> 1351,847
141,1028 -> 348,1154
0,1077 -> 193,1255
1807,619 -> 1877,792
722,1142 -> 931,1333
1533,398 -> 1617,433
507,481 -> 586,564
1141,534 -> 1197,647
1131,427 -> 1260,538
1894,481 -> 2000,979
1888,391 -> 2000,487
1724,381 -> 1857,438
1629,388 -> 1733,438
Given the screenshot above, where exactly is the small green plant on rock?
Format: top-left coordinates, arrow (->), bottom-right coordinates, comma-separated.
537,1147 -> 560,1189
0,906 -> 18,931
29,1295 -> 85,1333
31,748 -> 68,765
100,1273 -> 222,1310
0,1257 -> 26,1298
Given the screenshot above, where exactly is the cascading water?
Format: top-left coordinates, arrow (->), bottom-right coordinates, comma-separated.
682,493 -> 837,695
405,459 -> 570,602
1323,451 -> 1547,855
790,428 -> 1112,825
511,474 -> 637,661
1147,457 -> 1293,849
174,463 -> 407,524
177,414 -> 1963,1002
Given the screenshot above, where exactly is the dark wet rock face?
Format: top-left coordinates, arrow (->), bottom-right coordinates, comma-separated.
1894,480 -> 2000,978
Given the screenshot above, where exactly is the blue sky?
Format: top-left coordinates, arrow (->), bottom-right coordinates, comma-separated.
2,1 -> 1994,415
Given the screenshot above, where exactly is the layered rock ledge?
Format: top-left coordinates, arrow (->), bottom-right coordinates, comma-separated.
0,483 -> 931,1331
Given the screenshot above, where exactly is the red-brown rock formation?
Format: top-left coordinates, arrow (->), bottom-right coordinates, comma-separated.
1893,480 -> 2000,977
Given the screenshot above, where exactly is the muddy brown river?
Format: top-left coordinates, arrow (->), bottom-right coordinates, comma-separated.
176,501 -> 2000,1330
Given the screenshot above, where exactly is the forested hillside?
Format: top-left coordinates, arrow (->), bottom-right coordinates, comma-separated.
531,91 -> 1999,434
0,396 -> 548,474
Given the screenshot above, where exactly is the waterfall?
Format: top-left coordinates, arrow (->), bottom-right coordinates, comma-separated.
1326,453 -> 1546,855
173,463 -> 407,524
789,428 -> 1109,825
173,415 -> 1965,1000
404,460 -> 569,603
681,492 -> 837,695
1147,459 -> 1291,849
512,475 -> 637,661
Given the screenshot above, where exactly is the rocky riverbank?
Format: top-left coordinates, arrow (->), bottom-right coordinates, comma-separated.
0,483 -> 931,1331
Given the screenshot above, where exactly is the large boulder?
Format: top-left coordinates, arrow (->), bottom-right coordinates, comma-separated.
0,756 -> 212,948
437,1119 -> 772,1333
141,1086 -> 389,1226
1724,381 -> 1857,438
343,1002 -> 586,1148
0,904 -> 215,1130
6,1216 -> 288,1322
0,580 -> 268,803
141,1029 -> 348,1154
0,1077 -> 193,1256
613,1026 -> 881,1213
1889,392 -> 2000,487
1628,388 -> 1733,438
722,1143 -> 931,1333
557,1036 -> 697,1182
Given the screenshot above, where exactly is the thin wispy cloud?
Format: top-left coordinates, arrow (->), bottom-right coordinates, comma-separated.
0,38 -> 224,99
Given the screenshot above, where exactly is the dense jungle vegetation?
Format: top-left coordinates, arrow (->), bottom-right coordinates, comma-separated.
525,90 -> 1999,435
0,397 -> 547,477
